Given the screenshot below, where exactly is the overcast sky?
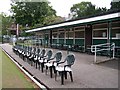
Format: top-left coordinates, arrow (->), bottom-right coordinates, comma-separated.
0,0 -> 112,17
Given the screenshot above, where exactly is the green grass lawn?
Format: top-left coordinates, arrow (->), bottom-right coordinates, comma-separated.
0,48 -> 39,89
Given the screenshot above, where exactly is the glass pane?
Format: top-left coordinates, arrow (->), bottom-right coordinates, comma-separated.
111,29 -> 120,38
112,21 -> 120,27
66,31 -> 74,38
52,33 -> 57,38
93,30 -> 107,37
93,23 -> 107,29
75,31 -> 84,38
59,32 -> 64,38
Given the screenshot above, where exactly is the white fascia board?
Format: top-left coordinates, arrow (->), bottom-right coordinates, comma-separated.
26,12 -> 119,33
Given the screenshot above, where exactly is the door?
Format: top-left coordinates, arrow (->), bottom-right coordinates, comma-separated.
85,25 -> 92,50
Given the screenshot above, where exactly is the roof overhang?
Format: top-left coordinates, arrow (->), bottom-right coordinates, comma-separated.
26,12 -> 120,33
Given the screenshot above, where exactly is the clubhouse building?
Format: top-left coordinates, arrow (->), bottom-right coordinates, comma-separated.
26,10 -> 120,57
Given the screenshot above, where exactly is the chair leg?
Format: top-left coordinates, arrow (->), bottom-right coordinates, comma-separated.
31,60 -> 33,66
65,71 -> 67,79
45,66 -> 48,75
53,66 -> 56,74
38,62 -> 40,70
23,56 -> 24,61
49,67 -> 53,78
69,71 -> 73,82
61,71 -> 64,85
33,60 -> 36,67
33,61 -> 35,67
36,61 -> 37,69
41,63 -> 44,73
27,58 -> 29,64
55,71 -> 57,81
27,57 -> 29,63
24,57 -> 26,62
24,56 -> 25,61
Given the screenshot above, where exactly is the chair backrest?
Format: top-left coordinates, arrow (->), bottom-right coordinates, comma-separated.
37,48 -> 40,54
26,46 -> 28,51
65,54 -> 75,67
40,49 -> 46,57
46,50 -> 53,59
29,47 -> 32,52
33,47 -> 36,53
27,46 -> 29,51
55,51 -> 62,62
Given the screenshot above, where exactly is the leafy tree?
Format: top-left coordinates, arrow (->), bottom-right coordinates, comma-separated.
110,1 -> 120,10
70,1 -> 107,19
43,16 -> 65,25
0,13 -> 14,35
10,0 -> 56,28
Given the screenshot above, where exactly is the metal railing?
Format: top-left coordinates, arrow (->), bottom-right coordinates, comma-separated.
91,43 -> 115,63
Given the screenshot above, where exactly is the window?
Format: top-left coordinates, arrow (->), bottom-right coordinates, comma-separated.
93,30 -> 107,38
52,33 -> 57,38
59,32 -> 64,38
66,31 -> 74,38
111,29 -> 120,38
93,23 -> 107,29
111,21 -> 120,39
75,31 -> 84,38
74,26 -> 84,30
112,21 -> 120,28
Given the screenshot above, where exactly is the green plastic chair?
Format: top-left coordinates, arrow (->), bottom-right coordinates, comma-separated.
55,54 -> 75,85
38,49 -> 52,72
45,51 -> 62,78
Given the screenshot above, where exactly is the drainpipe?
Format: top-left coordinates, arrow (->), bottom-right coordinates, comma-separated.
50,30 -> 52,47
44,31 -> 45,49
108,21 -> 112,44
67,28 -> 70,54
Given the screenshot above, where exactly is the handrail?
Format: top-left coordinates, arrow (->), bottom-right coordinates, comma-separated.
91,43 -> 115,63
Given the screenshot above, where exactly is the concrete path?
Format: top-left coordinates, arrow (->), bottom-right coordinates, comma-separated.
0,43 -> 118,89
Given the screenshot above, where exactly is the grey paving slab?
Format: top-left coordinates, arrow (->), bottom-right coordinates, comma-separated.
0,44 -> 118,88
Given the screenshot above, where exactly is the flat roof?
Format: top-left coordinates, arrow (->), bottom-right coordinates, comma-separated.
26,11 -> 120,33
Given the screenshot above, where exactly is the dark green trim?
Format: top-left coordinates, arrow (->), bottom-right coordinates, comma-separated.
52,39 -> 57,44
93,39 -> 107,45
75,39 -> 84,46
59,39 -> 64,44
66,39 -> 73,45
111,39 -> 120,46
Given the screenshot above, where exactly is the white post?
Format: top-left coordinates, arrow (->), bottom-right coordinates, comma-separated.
16,24 -> 19,36
113,43 -> 115,59
94,46 -> 97,63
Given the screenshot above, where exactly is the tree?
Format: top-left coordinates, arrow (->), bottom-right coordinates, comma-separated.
110,0 -> 120,10
0,13 -> 14,35
70,1 -> 107,19
43,16 -> 65,25
10,0 -> 56,28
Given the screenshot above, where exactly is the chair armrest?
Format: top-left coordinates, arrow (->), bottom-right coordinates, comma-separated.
47,57 -> 55,62
52,60 -> 59,64
40,55 -> 47,59
64,65 -> 70,71
57,58 -> 66,65
57,61 -> 65,65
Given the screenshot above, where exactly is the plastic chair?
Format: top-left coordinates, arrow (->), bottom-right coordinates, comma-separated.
28,47 -> 37,66
38,49 -> 52,72
55,54 -> 75,85
33,48 -> 41,68
45,51 -> 62,78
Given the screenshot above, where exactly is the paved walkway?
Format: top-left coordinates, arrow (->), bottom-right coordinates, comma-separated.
0,43 -> 118,89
